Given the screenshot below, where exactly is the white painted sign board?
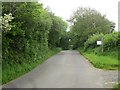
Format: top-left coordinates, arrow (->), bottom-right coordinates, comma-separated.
97,41 -> 102,45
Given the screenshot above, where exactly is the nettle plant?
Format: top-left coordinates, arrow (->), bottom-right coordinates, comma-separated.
0,13 -> 14,33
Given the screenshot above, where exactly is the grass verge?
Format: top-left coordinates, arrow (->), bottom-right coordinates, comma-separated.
78,48 -> 119,90
2,48 -> 61,84
78,48 -> 119,70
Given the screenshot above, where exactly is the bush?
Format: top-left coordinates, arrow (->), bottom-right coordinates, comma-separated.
84,33 -> 104,50
2,2 -> 67,84
2,2 -> 67,66
103,32 -> 118,51
2,48 -> 61,84
84,32 -> 119,52
83,32 -> 119,59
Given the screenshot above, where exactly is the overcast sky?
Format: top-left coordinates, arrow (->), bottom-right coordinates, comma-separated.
39,0 -> 119,31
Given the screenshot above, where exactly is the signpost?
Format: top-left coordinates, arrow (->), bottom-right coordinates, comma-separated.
97,40 -> 103,52
97,41 -> 102,45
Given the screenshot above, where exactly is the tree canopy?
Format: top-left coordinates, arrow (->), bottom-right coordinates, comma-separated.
2,2 -> 67,65
69,7 -> 115,49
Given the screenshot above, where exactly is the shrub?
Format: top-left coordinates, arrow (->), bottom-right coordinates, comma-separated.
84,32 -> 119,57
84,33 -> 104,50
103,32 -> 118,51
84,32 -> 119,51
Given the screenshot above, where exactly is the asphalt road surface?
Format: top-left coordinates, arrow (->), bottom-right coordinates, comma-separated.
2,50 -> 118,88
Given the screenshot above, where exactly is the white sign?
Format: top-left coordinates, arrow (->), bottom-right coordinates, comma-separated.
97,41 -> 102,45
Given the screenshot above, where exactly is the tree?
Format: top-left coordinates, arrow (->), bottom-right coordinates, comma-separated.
59,32 -> 70,50
69,7 -> 114,49
48,13 -> 67,48
2,2 -> 68,66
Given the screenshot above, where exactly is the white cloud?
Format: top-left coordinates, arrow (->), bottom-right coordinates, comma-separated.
39,0 -> 119,31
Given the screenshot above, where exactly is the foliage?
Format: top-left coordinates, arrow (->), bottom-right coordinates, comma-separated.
84,32 -> 119,56
78,32 -> 119,70
59,32 -> 70,50
2,2 -> 119,85
78,48 -> 119,70
0,13 -> 14,33
2,2 -> 67,84
84,33 -> 104,50
48,13 -> 67,48
103,32 -> 119,51
69,7 -> 115,49
2,48 -> 61,84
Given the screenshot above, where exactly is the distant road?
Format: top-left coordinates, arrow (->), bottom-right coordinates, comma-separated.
2,50 -> 118,88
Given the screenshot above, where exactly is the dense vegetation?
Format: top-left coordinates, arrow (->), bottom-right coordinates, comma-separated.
81,32 -> 119,70
1,2 -> 119,89
68,7 -> 119,69
68,7 -> 119,88
1,2 -> 67,84
79,47 -> 118,70
77,28 -> 119,70
84,32 -> 119,55
69,7 -> 115,49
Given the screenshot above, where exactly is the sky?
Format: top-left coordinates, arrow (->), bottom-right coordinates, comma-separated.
39,0 -> 119,31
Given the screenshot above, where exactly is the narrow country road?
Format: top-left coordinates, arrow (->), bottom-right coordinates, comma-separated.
2,50 -> 118,88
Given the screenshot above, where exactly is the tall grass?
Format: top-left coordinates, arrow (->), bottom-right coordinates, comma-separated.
2,48 -> 61,84
78,48 -> 119,70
